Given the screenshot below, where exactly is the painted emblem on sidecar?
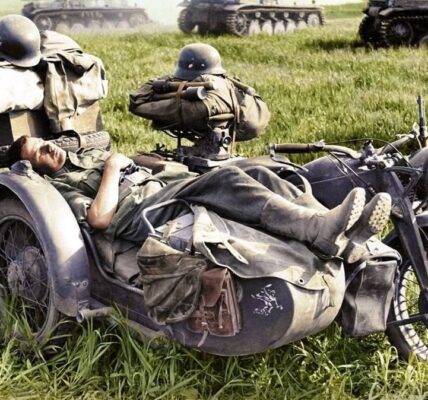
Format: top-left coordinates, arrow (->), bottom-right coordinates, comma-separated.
251,284 -> 283,316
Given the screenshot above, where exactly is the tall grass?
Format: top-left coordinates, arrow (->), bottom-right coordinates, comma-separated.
2,3 -> 428,399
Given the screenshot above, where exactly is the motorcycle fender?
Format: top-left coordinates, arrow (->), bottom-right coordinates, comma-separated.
0,168 -> 90,317
383,212 -> 428,246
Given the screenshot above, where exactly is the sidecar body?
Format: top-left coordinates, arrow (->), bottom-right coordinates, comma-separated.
0,155 -> 348,356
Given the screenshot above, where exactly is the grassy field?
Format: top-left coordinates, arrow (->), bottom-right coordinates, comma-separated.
2,2 -> 428,399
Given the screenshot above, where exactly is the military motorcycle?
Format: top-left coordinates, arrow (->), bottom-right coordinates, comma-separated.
270,96 -> 428,361
0,98 -> 426,361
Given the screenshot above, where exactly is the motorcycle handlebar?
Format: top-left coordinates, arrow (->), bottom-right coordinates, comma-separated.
377,134 -> 413,154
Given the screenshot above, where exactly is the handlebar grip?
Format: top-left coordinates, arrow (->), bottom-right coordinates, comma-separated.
379,135 -> 412,154
273,143 -> 319,153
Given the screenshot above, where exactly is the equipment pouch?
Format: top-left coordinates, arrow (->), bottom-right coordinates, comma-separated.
339,239 -> 400,337
187,267 -> 242,346
137,236 -> 207,325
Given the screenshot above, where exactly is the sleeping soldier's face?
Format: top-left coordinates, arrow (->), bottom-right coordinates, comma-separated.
21,138 -> 66,175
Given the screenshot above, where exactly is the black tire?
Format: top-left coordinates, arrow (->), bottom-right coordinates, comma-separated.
386,236 -> 428,360
359,16 -> 382,45
380,17 -> 414,47
0,198 -> 69,348
0,131 -> 111,169
178,9 -> 195,33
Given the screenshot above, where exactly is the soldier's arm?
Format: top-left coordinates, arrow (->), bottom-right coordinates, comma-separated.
86,154 -> 132,230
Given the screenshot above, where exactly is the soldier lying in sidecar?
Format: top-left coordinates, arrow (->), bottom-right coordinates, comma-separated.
4,133 -> 393,354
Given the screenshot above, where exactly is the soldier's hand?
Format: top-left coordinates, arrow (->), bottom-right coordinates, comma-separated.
105,153 -> 133,171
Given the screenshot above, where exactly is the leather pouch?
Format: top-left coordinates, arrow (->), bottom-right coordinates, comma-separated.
187,268 -> 242,346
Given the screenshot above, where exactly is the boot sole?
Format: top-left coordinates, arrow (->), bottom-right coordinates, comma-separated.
333,189 -> 366,255
344,194 -> 392,263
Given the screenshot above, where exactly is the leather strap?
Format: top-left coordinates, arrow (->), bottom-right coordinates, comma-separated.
176,81 -> 187,128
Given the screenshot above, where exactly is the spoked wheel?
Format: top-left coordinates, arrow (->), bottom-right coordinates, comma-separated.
387,258 -> 428,360
0,198 -> 67,347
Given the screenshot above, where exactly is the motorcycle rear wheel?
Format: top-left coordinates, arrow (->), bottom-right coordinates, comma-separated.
387,257 -> 428,361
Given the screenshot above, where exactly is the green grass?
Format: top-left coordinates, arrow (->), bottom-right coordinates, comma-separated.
2,2 -> 428,399
0,0 -> 20,15
325,1 -> 366,19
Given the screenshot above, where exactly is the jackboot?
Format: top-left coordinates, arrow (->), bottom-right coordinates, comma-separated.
261,187 -> 366,257
342,192 -> 392,264
293,192 -> 328,212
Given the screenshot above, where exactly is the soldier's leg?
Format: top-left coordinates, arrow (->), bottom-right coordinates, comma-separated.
239,165 -> 327,211
167,166 -> 368,257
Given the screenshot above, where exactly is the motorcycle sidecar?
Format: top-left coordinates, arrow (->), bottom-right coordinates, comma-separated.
0,160 -> 347,356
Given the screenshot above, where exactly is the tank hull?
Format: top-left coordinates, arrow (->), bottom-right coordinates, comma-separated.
178,0 -> 325,36
22,2 -> 150,31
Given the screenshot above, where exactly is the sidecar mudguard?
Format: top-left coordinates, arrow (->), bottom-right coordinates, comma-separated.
0,164 -> 90,317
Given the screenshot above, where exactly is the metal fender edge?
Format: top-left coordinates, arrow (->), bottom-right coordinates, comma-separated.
0,166 -> 90,317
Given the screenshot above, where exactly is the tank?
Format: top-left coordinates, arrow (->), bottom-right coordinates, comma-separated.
359,0 -> 428,47
178,0 -> 326,36
22,0 -> 150,32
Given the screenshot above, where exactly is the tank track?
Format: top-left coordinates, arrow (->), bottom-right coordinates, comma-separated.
359,15 -> 382,45
380,14 -> 428,47
178,8 -> 195,33
0,131 -> 111,169
224,7 -> 325,36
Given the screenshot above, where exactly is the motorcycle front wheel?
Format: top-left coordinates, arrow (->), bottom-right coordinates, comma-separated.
387,256 -> 428,361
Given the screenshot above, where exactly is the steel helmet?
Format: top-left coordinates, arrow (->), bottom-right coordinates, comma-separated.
174,43 -> 226,80
0,15 -> 41,68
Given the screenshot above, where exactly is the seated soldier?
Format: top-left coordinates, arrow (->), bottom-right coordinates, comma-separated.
129,43 -> 270,160
7,135 -> 392,264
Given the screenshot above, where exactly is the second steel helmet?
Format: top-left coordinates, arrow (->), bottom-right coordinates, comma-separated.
174,43 -> 226,80
0,15 -> 41,68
